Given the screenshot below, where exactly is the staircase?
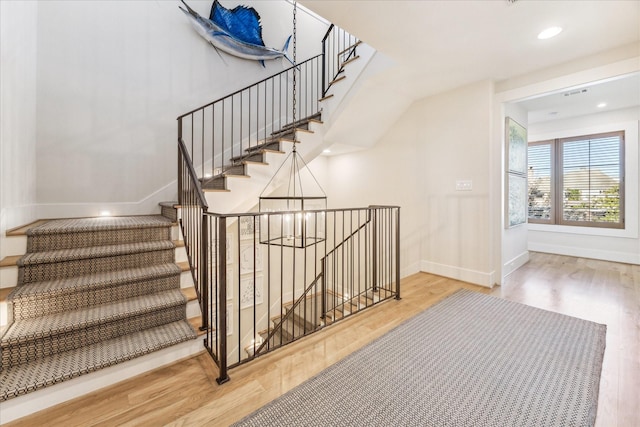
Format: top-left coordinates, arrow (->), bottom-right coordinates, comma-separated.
200,112 -> 323,193
0,20 -> 389,422
178,28 -> 377,215
246,287 -> 392,357
0,211 -> 200,405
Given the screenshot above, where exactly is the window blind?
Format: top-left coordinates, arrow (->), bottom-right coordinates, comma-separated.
527,130 -> 624,229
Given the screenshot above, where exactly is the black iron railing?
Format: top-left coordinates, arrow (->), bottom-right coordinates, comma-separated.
322,24 -> 360,96
176,25 -> 359,188
177,22 -> 369,384
177,137 -> 209,331
202,206 -> 399,384
178,55 -> 324,184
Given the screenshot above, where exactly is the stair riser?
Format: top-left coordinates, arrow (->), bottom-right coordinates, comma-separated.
259,330 -> 292,350
11,274 -> 181,320
1,304 -> 186,368
201,176 -> 227,190
18,249 -> 175,284
285,318 -> 317,340
27,227 -> 171,252
245,140 -> 282,154
161,205 -> 178,222
286,301 -> 322,331
231,151 -> 265,165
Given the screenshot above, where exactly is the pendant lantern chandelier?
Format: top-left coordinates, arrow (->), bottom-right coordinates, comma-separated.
259,0 -> 327,248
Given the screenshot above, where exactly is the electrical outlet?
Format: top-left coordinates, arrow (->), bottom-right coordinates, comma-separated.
455,180 -> 473,191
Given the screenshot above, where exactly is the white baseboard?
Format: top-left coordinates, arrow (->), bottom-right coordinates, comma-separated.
420,260 -> 495,288
528,242 -> 640,265
0,339 -> 204,425
35,182 -> 177,220
503,251 -> 530,278
401,261 -> 421,279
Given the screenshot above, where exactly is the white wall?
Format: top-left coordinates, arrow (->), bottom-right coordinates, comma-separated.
326,80 -> 495,286
0,1 -> 39,248
325,105 -> 421,278
33,0 -> 328,219
527,107 -> 640,264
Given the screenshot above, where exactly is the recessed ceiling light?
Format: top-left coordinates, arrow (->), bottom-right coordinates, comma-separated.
538,26 -> 563,40
597,102 -> 607,108
323,149 -> 331,153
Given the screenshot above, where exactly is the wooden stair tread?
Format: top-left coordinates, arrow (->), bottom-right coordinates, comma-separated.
342,54 -> 360,67
223,174 -> 250,179
177,261 -> 190,272
173,240 -> 185,248
203,188 -> 231,193
1,287 -> 15,303
242,160 -> 271,165
181,287 -> 197,302
5,220 -> 49,237
188,316 -> 207,336
329,75 -> 346,85
0,255 -> 21,268
319,94 -> 334,102
294,128 -> 314,134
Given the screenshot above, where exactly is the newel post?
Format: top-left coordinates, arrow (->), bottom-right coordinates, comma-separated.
200,215 -> 209,330
216,216 -> 230,385
177,117 -> 183,206
395,207 -> 401,300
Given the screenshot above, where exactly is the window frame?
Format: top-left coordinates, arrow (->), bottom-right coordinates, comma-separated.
527,130 -> 625,229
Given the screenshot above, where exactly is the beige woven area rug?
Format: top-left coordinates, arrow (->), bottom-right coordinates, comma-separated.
234,289 -> 606,427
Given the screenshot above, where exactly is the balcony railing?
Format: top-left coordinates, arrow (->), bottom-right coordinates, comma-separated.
203,206 -> 400,384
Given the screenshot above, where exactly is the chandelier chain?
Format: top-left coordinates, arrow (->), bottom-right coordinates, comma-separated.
292,0 -> 297,148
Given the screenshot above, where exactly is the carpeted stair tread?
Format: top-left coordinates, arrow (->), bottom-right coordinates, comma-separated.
18,241 -> 175,267
0,320 -> 197,401
26,215 -> 173,236
25,216 -> 174,252
9,263 -> 181,301
2,289 -> 186,345
8,263 -> 182,319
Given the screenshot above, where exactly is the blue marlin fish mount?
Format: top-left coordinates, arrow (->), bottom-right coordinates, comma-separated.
179,0 -> 293,67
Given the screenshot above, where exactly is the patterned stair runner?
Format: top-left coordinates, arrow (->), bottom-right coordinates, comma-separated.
0,214 -> 197,401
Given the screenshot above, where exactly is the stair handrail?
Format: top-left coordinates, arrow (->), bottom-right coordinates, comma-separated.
254,271 -> 324,356
177,54 -> 322,121
321,209 -> 372,262
177,136 -> 210,332
321,24 -> 359,96
177,137 -> 209,210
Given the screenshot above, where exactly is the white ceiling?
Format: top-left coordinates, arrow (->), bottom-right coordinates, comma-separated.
301,0 -> 640,101
518,72 -> 640,123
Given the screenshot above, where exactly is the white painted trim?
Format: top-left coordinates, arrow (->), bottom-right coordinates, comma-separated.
420,260 -> 494,288
401,261 -> 421,279
0,340 -> 205,424
528,242 -> 640,265
35,181 -> 177,220
495,57 -> 640,103
502,250 -> 530,278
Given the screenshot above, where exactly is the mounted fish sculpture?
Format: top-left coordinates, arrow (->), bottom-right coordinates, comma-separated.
179,0 -> 293,67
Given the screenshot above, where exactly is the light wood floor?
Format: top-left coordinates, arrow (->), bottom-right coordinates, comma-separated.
4,252 -> 639,427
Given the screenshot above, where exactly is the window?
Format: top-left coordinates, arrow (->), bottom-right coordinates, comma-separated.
527,131 -> 624,229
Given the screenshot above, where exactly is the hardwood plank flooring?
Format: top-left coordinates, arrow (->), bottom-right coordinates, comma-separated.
4,252 -> 638,426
